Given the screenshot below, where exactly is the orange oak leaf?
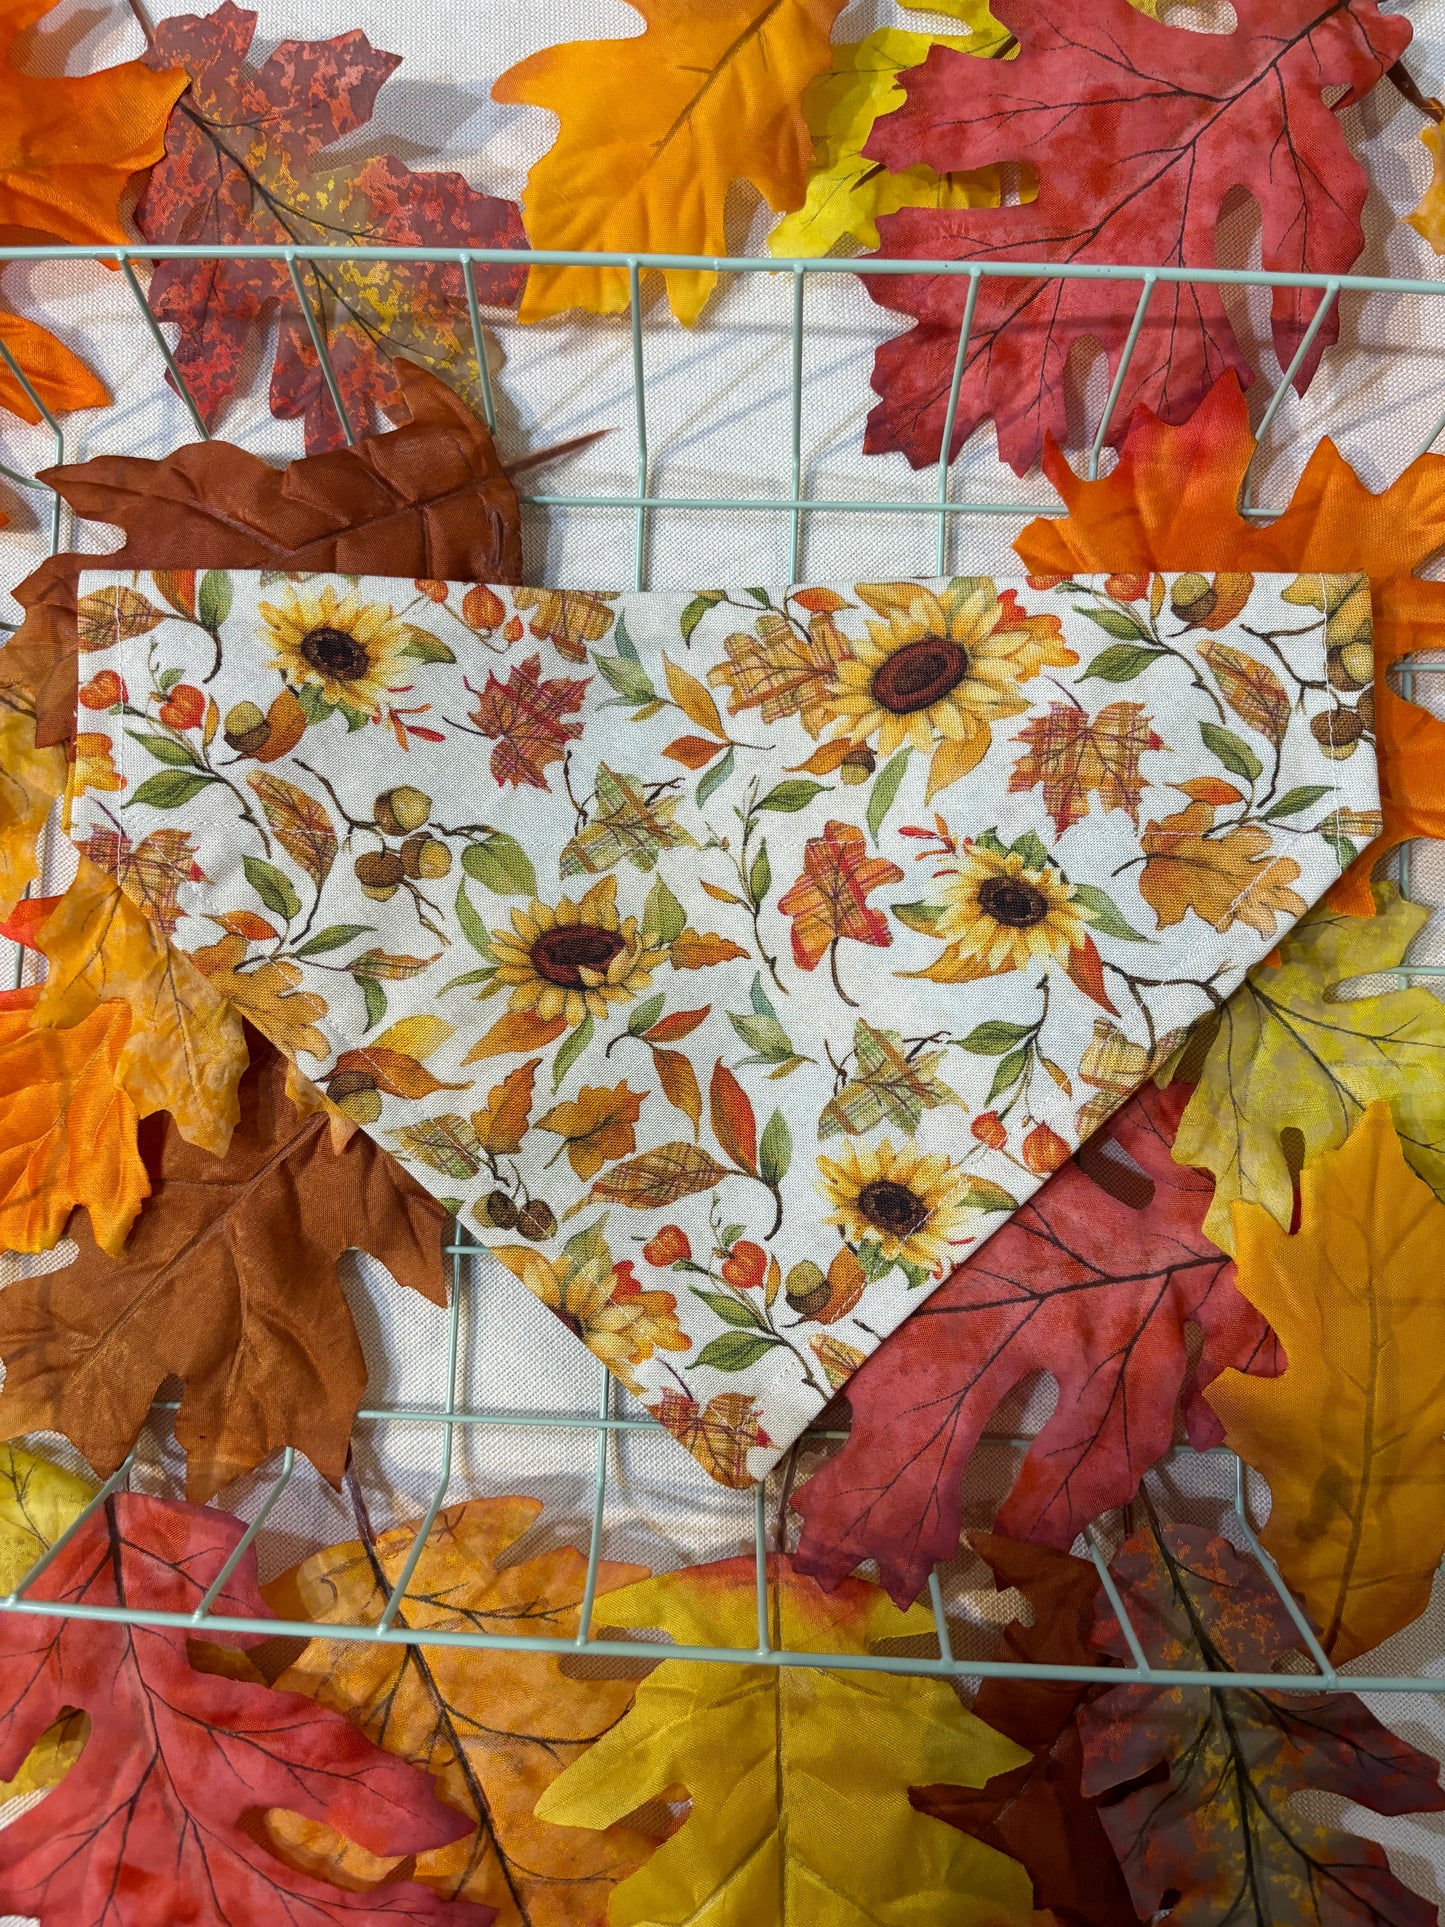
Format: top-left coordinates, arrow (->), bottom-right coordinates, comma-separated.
1008,699 -> 1163,835
776,819 -> 904,1004
493,0 -> 846,324
467,655 -> 589,791
668,929 -> 749,969
1015,373 -> 1445,913
471,1059 -> 539,1156
0,989 -> 148,1257
0,0 -> 186,421
535,1081 -> 645,1181
1138,794 -> 1307,938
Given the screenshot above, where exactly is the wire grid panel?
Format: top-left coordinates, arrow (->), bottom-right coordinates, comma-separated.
0,245 -> 1443,1690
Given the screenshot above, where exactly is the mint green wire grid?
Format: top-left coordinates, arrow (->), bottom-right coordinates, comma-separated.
0,242 -> 1442,1686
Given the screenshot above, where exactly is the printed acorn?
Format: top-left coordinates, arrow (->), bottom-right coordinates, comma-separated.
354,850 -> 406,901
326,1068 -> 381,1125
400,832 -> 452,880
1327,641 -> 1374,691
784,1260 -> 829,1319
516,1198 -> 557,1241
1358,688 -> 1376,735
1169,571 -> 1216,626
1311,708 -> 1363,759
481,1189 -> 519,1230
374,785 -> 431,835
838,744 -> 876,786
223,700 -> 270,755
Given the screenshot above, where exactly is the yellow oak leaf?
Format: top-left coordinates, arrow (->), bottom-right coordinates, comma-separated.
471,1058 -> 540,1156
1175,882 -> 1445,1250
0,0 -> 186,419
535,1080 -> 645,1181
0,700 -> 64,917
31,857 -> 247,1155
494,0 -> 847,323
1207,1104 -> 1445,1664
0,1440 -> 96,1594
0,991 -> 148,1255
188,929 -> 328,1060
538,1556 -> 1041,1925
1137,794 -> 1306,937
263,1496 -> 653,1926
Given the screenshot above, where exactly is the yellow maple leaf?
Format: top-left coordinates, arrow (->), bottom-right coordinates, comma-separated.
537,1555 -> 1041,1926
0,993 -> 149,1255
0,700 -> 64,918
1207,1104 -> 1445,1663
262,1496 -> 653,1926
0,0 -> 185,419
31,856 -> 247,1156
494,0 -> 847,324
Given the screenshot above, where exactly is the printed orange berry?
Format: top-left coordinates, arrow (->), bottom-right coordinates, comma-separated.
971,1111 -> 1009,1150
1022,1122 -> 1070,1176
79,669 -> 126,710
721,1239 -> 767,1290
643,1225 -> 692,1267
158,683 -> 206,730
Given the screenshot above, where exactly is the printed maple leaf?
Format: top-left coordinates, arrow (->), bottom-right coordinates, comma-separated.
793,1082 -> 1280,1606
0,0 -> 186,421
648,1388 -> 771,1488
1207,1105 -> 1445,1664
494,0 -> 846,323
1078,1521 -> 1445,1926
0,699 -> 65,917
1014,374 -> 1445,914
912,1535 -> 1136,1927
707,605 -> 852,735
262,1495 -> 653,1926
0,1491 -> 492,1926
560,765 -> 699,876
536,1554 -> 1042,1925
776,819 -> 903,1004
134,1 -> 524,451
468,655 -> 589,790
1176,882 -> 1445,1250
1,362 -> 523,747
818,1017 -> 961,1139
72,824 -> 206,937
0,1032 -> 449,1503
1008,699 -> 1163,836
535,1080 -> 646,1181
863,0 -> 1410,474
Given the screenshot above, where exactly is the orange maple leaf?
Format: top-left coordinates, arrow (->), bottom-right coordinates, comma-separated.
1014,373 -> 1445,914
777,820 -> 903,1005
1008,699 -> 1163,835
0,0 -> 185,419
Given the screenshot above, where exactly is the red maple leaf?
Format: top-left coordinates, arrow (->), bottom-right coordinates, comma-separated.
862,0 -> 1410,475
467,654 -> 589,789
776,819 -> 903,1005
793,1081 -> 1281,1606
0,1492 -> 494,1925
137,3 -> 526,452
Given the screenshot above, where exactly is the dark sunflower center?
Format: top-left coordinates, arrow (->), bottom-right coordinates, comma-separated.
977,876 -> 1049,929
530,925 -> 626,988
856,1179 -> 929,1240
300,626 -> 371,681
870,636 -> 970,715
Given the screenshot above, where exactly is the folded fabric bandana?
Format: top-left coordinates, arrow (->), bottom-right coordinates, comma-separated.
68,571 -> 1380,1486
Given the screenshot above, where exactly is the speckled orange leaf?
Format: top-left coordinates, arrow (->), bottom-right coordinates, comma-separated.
493,0 -> 846,324
0,0 -> 185,420
0,987 -> 148,1256
1014,373 -> 1445,913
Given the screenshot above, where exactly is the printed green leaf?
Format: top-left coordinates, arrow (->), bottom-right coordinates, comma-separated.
866,749 -> 910,845
693,1290 -> 769,1331
1078,607 -> 1149,641
693,1332 -> 782,1373
1071,883 -> 1151,943
294,923 -> 372,957
125,730 -> 203,769
399,627 -> 456,664
695,745 -> 736,809
643,876 -> 688,945
242,856 -> 301,922
1199,720 -> 1263,784
126,770 -> 217,810
454,879 -> 496,960
758,1109 -> 792,1187
1264,784 -> 1333,822
679,590 -> 724,643
551,1015 -> 594,1091
756,779 -> 828,814
957,1021 -> 1035,1055
1079,643 -> 1166,683
196,569 -> 233,630
461,832 -> 537,896
988,1047 -> 1029,1102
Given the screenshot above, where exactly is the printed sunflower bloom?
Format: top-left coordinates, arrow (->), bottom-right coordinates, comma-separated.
817,1137 -> 973,1277
826,578 -> 1076,798
490,875 -> 667,1029
259,584 -> 411,720
495,1243 -> 688,1394
917,841 -> 1087,982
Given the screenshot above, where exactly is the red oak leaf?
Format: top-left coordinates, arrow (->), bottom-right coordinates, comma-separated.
862,0 -> 1410,474
467,654 -> 589,789
136,3 -> 526,452
776,820 -> 903,1005
793,1081 -> 1280,1605
0,1491 -> 493,1926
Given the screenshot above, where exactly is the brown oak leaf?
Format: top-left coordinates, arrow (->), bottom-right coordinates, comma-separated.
1138,792 -> 1307,936
535,1081 -> 645,1181
1008,700 -> 1163,835
776,820 -> 903,1004
0,1032 -> 448,1502
468,655 -> 590,790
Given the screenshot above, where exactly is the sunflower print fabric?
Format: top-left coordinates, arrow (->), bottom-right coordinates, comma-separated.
67,570 -> 1381,1486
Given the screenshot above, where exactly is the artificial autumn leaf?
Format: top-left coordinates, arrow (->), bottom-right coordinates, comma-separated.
1137,792 -> 1307,937
0,1491 -> 493,1926
1206,1105 -> 1445,1664
0,1032 -> 448,1502
2,361 -> 523,747
134,2 -> 523,452
0,988 -> 148,1256
15,858 -> 249,1154
535,1081 -> 646,1181
776,819 -> 903,1003
468,656 -> 589,790
911,1535 -> 1136,1927
1008,699 -> 1162,836
769,2 -> 1010,258
1014,373 -> 1445,915
0,699 -> 65,917
0,1441 -> 95,1595
863,0 -> 1410,474
262,1496 -> 652,1926
0,0 -> 186,421
535,1554 -> 1041,1926
1175,881 -> 1445,1250
793,1081 -> 1279,1606
1078,1521 -> 1445,1927
494,0 -> 846,323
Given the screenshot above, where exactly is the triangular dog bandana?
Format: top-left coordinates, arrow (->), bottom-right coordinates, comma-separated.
68,570 -> 1380,1486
